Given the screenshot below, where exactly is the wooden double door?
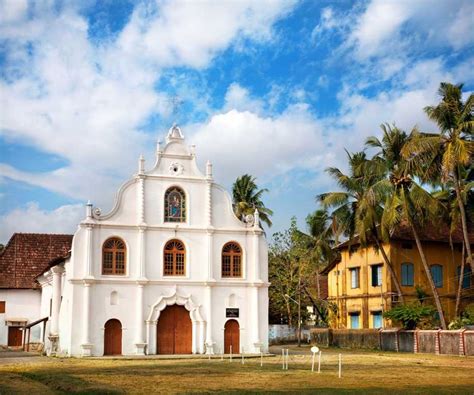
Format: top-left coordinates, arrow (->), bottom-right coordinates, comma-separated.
157,305 -> 192,354
224,319 -> 240,354
104,319 -> 122,355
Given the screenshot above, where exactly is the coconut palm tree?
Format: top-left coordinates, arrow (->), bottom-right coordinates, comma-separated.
318,150 -> 405,302
402,83 -> 473,273
232,174 -> 273,227
372,125 -> 448,328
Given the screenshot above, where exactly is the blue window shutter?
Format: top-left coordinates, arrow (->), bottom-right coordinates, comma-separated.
458,266 -> 472,289
430,265 -> 443,288
402,263 -> 414,286
373,312 -> 382,329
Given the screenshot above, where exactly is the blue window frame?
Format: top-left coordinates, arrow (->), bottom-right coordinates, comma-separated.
457,265 -> 472,289
401,263 -> 414,286
430,265 -> 443,288
372,312 -> 383,329
350,313 -> 360,329
371,264 -> 382,287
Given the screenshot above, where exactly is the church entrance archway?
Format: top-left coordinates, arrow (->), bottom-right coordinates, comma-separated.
104,319 -> 122,355
156,304 -> 192,354
224,319 -> 240,354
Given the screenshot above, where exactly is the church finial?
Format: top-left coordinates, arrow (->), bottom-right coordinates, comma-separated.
253,208 -> 260,229
138,154 -> 145,174
206,160 -> 213,179
167,123 -> 184,141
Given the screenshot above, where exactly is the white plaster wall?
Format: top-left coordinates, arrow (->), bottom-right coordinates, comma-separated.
0,289 -> 42,345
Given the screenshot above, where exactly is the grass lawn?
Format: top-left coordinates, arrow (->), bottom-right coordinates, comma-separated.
0,347 -> 473,394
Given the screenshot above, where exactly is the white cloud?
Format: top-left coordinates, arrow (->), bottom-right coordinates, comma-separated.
349,0 -> 474,61
0,0 -> 294,210
0,0 -> 28,24
223,83 -> 264,114
0,202 -> 83,243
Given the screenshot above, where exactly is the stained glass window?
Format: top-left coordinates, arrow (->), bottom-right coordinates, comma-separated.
164,187 -> 186,222
164,239 -> 186,276
102,238 -> 126,275
222,242 -> 242,278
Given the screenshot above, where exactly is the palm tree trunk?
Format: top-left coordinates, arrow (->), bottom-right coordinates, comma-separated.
454,177 -> 473,269
374,237 -> 405,303
409,218 -> 447,329
455,244 -> 465,318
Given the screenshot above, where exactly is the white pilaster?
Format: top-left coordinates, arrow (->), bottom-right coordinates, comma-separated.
205,285 -> 214,354
138,227 -> 147,279
251,286 -> 261,352
198,321 -> 205,354
80,281 -> 93,356
134,283 -> 146,355
85,224 -> 94,278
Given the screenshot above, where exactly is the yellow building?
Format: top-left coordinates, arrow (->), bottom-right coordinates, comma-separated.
322,224 -> 473,329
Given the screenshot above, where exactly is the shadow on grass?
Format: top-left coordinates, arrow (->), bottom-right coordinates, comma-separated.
19,371 -> 123,394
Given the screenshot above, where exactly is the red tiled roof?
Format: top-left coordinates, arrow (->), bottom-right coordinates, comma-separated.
0,233 -> 73,289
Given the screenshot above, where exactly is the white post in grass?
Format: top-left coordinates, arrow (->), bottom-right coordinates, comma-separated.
318,351 -> 321,373
282,349 -> 284,370
311,346 -> 319,373
338,353 -> 342,378
260,351 -> 263,367
286,349 -> 289,370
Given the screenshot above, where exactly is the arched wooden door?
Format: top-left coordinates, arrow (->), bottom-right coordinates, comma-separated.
157,305 -> 192,354
104,319 -> 122,355
224,319 -> 240,354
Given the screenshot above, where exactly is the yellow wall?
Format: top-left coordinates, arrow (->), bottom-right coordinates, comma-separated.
327,240 -> 468,329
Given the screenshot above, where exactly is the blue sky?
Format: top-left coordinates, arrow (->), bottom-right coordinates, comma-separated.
0,0 -> 473,243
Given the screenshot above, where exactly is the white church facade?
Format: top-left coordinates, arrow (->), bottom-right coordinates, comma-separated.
33,125 -> 269,357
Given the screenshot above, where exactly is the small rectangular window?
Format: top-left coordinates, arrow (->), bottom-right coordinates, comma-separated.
430,265 -> 443,288
350,313 -> 360,329
401,242 -> 413,249
401,263 -> 414,286
350,268 -> 360,289
0,301 -> 5,314
371,264 -> 382,287
372,312 -> 383,329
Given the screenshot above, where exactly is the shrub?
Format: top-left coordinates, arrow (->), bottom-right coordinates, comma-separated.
383,304 -> 435,329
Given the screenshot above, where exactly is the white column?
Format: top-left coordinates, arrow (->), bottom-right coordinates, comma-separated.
205,285 -> 214,354
192,321 -> 197,354
50,266 -> 64,335
198,321 -> 206,354
81,282 -> 93,356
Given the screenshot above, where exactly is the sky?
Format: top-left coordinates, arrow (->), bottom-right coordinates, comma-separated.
0,0 -> 473,243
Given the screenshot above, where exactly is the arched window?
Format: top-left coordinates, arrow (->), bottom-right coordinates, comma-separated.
102,238 -> 126,275
401,262 -> 414,286
164,187 -> 186,222
164,239 -> 185,276
430,264 -> 443,288
222,242 -> 242,278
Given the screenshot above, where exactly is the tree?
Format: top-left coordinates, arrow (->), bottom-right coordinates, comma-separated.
377,125 -> 448,329
402,83 -> 473,278
318,149 -> 405,302
232,174 -> 273,227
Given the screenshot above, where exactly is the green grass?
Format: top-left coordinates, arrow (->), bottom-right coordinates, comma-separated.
0,349 -> 473,394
